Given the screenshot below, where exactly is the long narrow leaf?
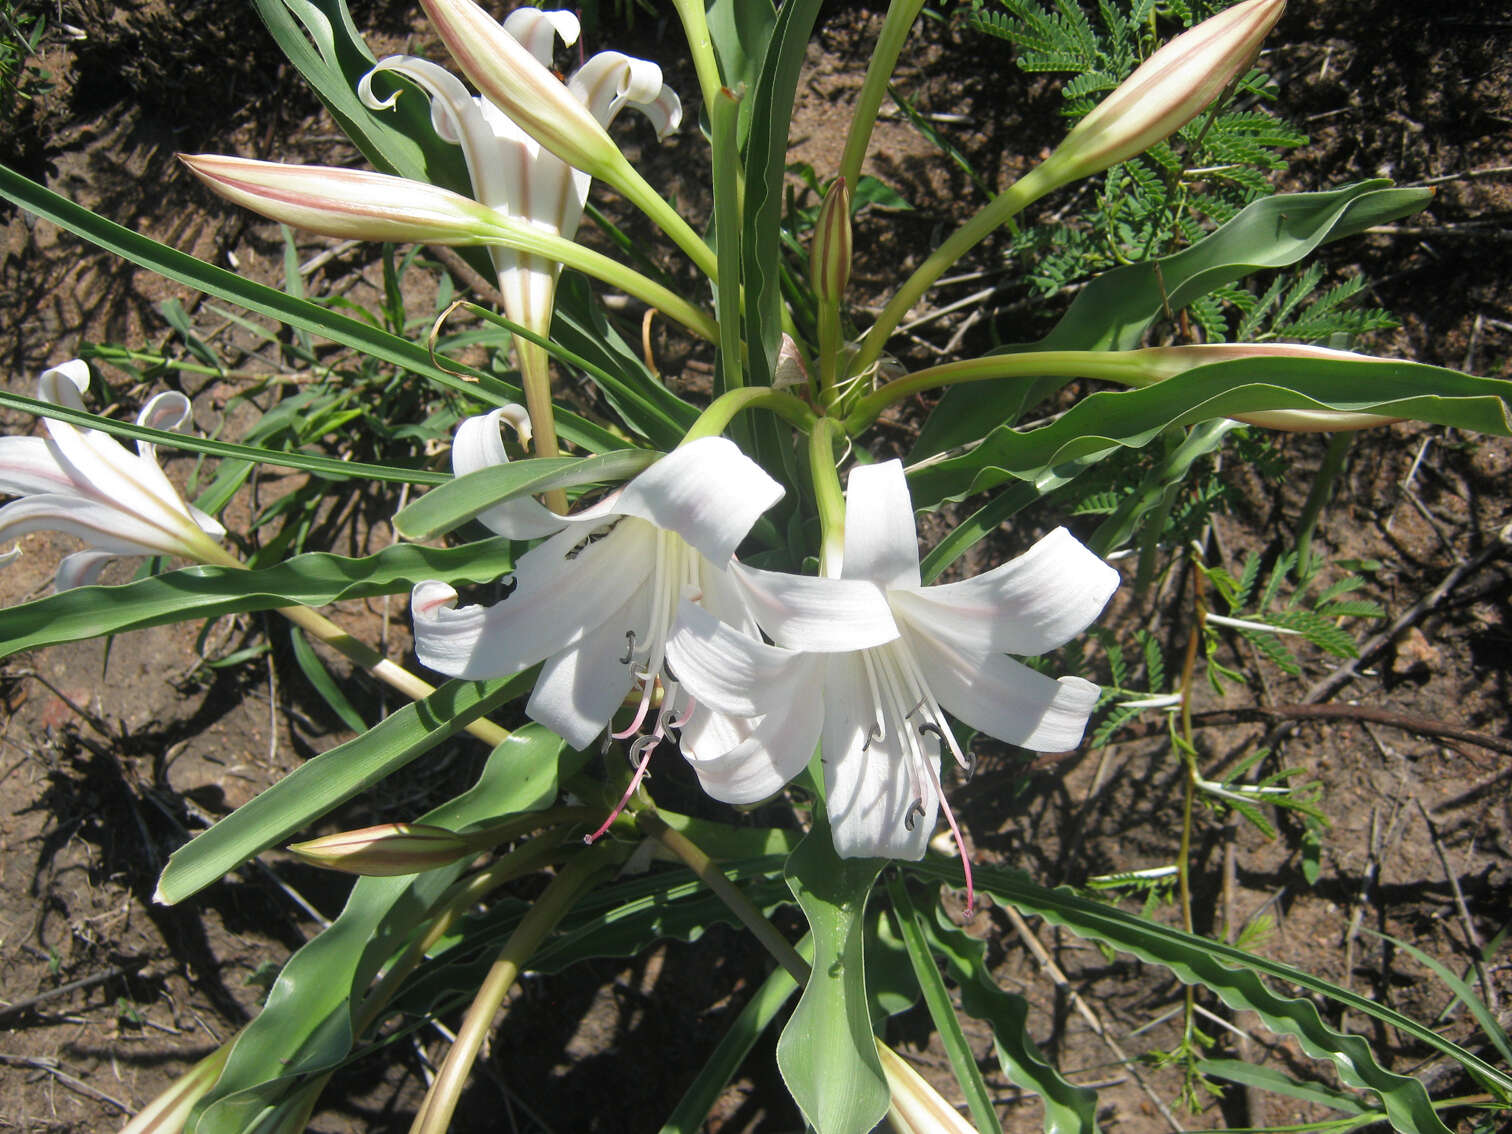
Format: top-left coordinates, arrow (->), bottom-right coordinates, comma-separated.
156,672 -> 532,904
0,540 -> 515,660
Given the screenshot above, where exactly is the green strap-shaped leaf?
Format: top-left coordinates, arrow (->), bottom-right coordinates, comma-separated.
393,449 -> 662,539
156,672 -> 533,905
0,162 -> 624,453
909,356 -> 1512,506
1196,1059 -> 1371,1116
913,181 -> 1434,458
0,387 -> 448,486
919,885 -> 1099,1134
191,725 -> 570,1132
887,877 -> 1002,1133
777,824 -> 889,1134
0,540 -> 515,660
911,861 -> 1512,1134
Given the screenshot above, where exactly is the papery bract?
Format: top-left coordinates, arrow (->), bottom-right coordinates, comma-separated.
668,461 -> 1118,894
0,360 -> 225,589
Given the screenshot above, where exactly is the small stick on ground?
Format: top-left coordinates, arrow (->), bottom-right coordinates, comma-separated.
1416,800 -> 1498,1014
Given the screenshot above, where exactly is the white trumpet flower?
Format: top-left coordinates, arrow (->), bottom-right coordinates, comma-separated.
411,432 -> 895,774
0,361 -> 225,589
361,8 -> 680,345
668,461 -> 1118,901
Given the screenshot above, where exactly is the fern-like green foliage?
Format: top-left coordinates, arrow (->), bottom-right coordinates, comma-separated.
964,0 -> 1395,343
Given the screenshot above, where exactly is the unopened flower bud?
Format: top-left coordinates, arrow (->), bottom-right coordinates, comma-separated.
181,154 -> 516,246
287,823 -> 474,876
1047,0 -> 1285,184
811,178 -> 853,305
1136,342 -> 1402,431
417,0 -> 635,183
876,1040 -> 977,1133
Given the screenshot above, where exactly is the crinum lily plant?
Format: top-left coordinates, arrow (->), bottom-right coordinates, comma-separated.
2,0 -> 1510,1131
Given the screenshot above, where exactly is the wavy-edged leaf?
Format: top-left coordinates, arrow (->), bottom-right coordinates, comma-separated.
156,673 -> 533,905
190,725 -> 571,1132
392,450 -> 662,539
910,861 -> 1511,1134
887,877 -> 1002,1133
916,884 -> 1098,1134
914,181 -> 1435,458
0,540 -> 514,660
908,356 -> 1512,506
778,823 -> 889,1134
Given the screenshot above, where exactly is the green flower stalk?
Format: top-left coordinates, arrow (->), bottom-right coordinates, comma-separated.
812,178 -> 853,403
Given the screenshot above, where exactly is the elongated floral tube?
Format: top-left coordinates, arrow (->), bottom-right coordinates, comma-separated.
1133,342 -> 1403,430
180,153 -> 517,245
1044,0 -> 1286,185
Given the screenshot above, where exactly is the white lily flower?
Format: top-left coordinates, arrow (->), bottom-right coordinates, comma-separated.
0,360 -> 225,589
411,431 -> 897,799
667,460 -> 1119,899
360,9 -> 680,342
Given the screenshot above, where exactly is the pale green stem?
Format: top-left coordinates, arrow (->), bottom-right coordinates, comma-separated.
679,386 -> 818,444
838,0 -> 928,194
602,154 -> 720,284
356,831 -> 575,1035
638,811 -> 810,983
850,160 -> 1066,379
482,219 -> 717,341
710,87 -> 745,394
514,334 -> 568,514
410,844 -> 620,1134
1295,431 -> 1353,579
808,416 -> 848,576
845,347 -> 1154,431
670,0 -> 724,116
1176,553 -> 1206,1057
197,544 -> 511,748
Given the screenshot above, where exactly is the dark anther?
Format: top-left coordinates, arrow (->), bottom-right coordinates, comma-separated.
498,574 -> 518,598
961,748 -> 977,781
620,630 -> 637,665
918,722 -> 944,741
904,798 -> 926,831
862,724 -> 884,752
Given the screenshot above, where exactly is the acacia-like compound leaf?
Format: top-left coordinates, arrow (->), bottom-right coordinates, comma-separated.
0,540 -> 515,661
777,823 -> 889,1134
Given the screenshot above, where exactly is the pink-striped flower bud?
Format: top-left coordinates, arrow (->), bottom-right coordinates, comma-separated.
1047,0 -> 1286,184
811,179 -> 853,305
287,823 -> 474,876
1136,342 -> 1402,431
876,1041 -> 978,1133
180,153 -> 516,246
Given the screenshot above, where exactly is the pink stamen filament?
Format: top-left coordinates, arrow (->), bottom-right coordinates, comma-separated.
584,734 -> 659,844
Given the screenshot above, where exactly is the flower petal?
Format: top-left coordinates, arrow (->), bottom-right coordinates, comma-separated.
412,519 -> 655,678
0,493 -> 180,557
55,550 -> 117,590
891,527 -> 1119,656
907,629 -> 1101,752
666,600 -> 819,717
570,52 -> 682,139
842,460 -> 922,588
501,7 -> 580,65
731,563 -> 898,653
0,436 -> 72,498
822,652 -> 934,860
527,587 -> 643,748
452,409 -> 567,539
610,438 -> 782,565
679,699 -> 822,806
